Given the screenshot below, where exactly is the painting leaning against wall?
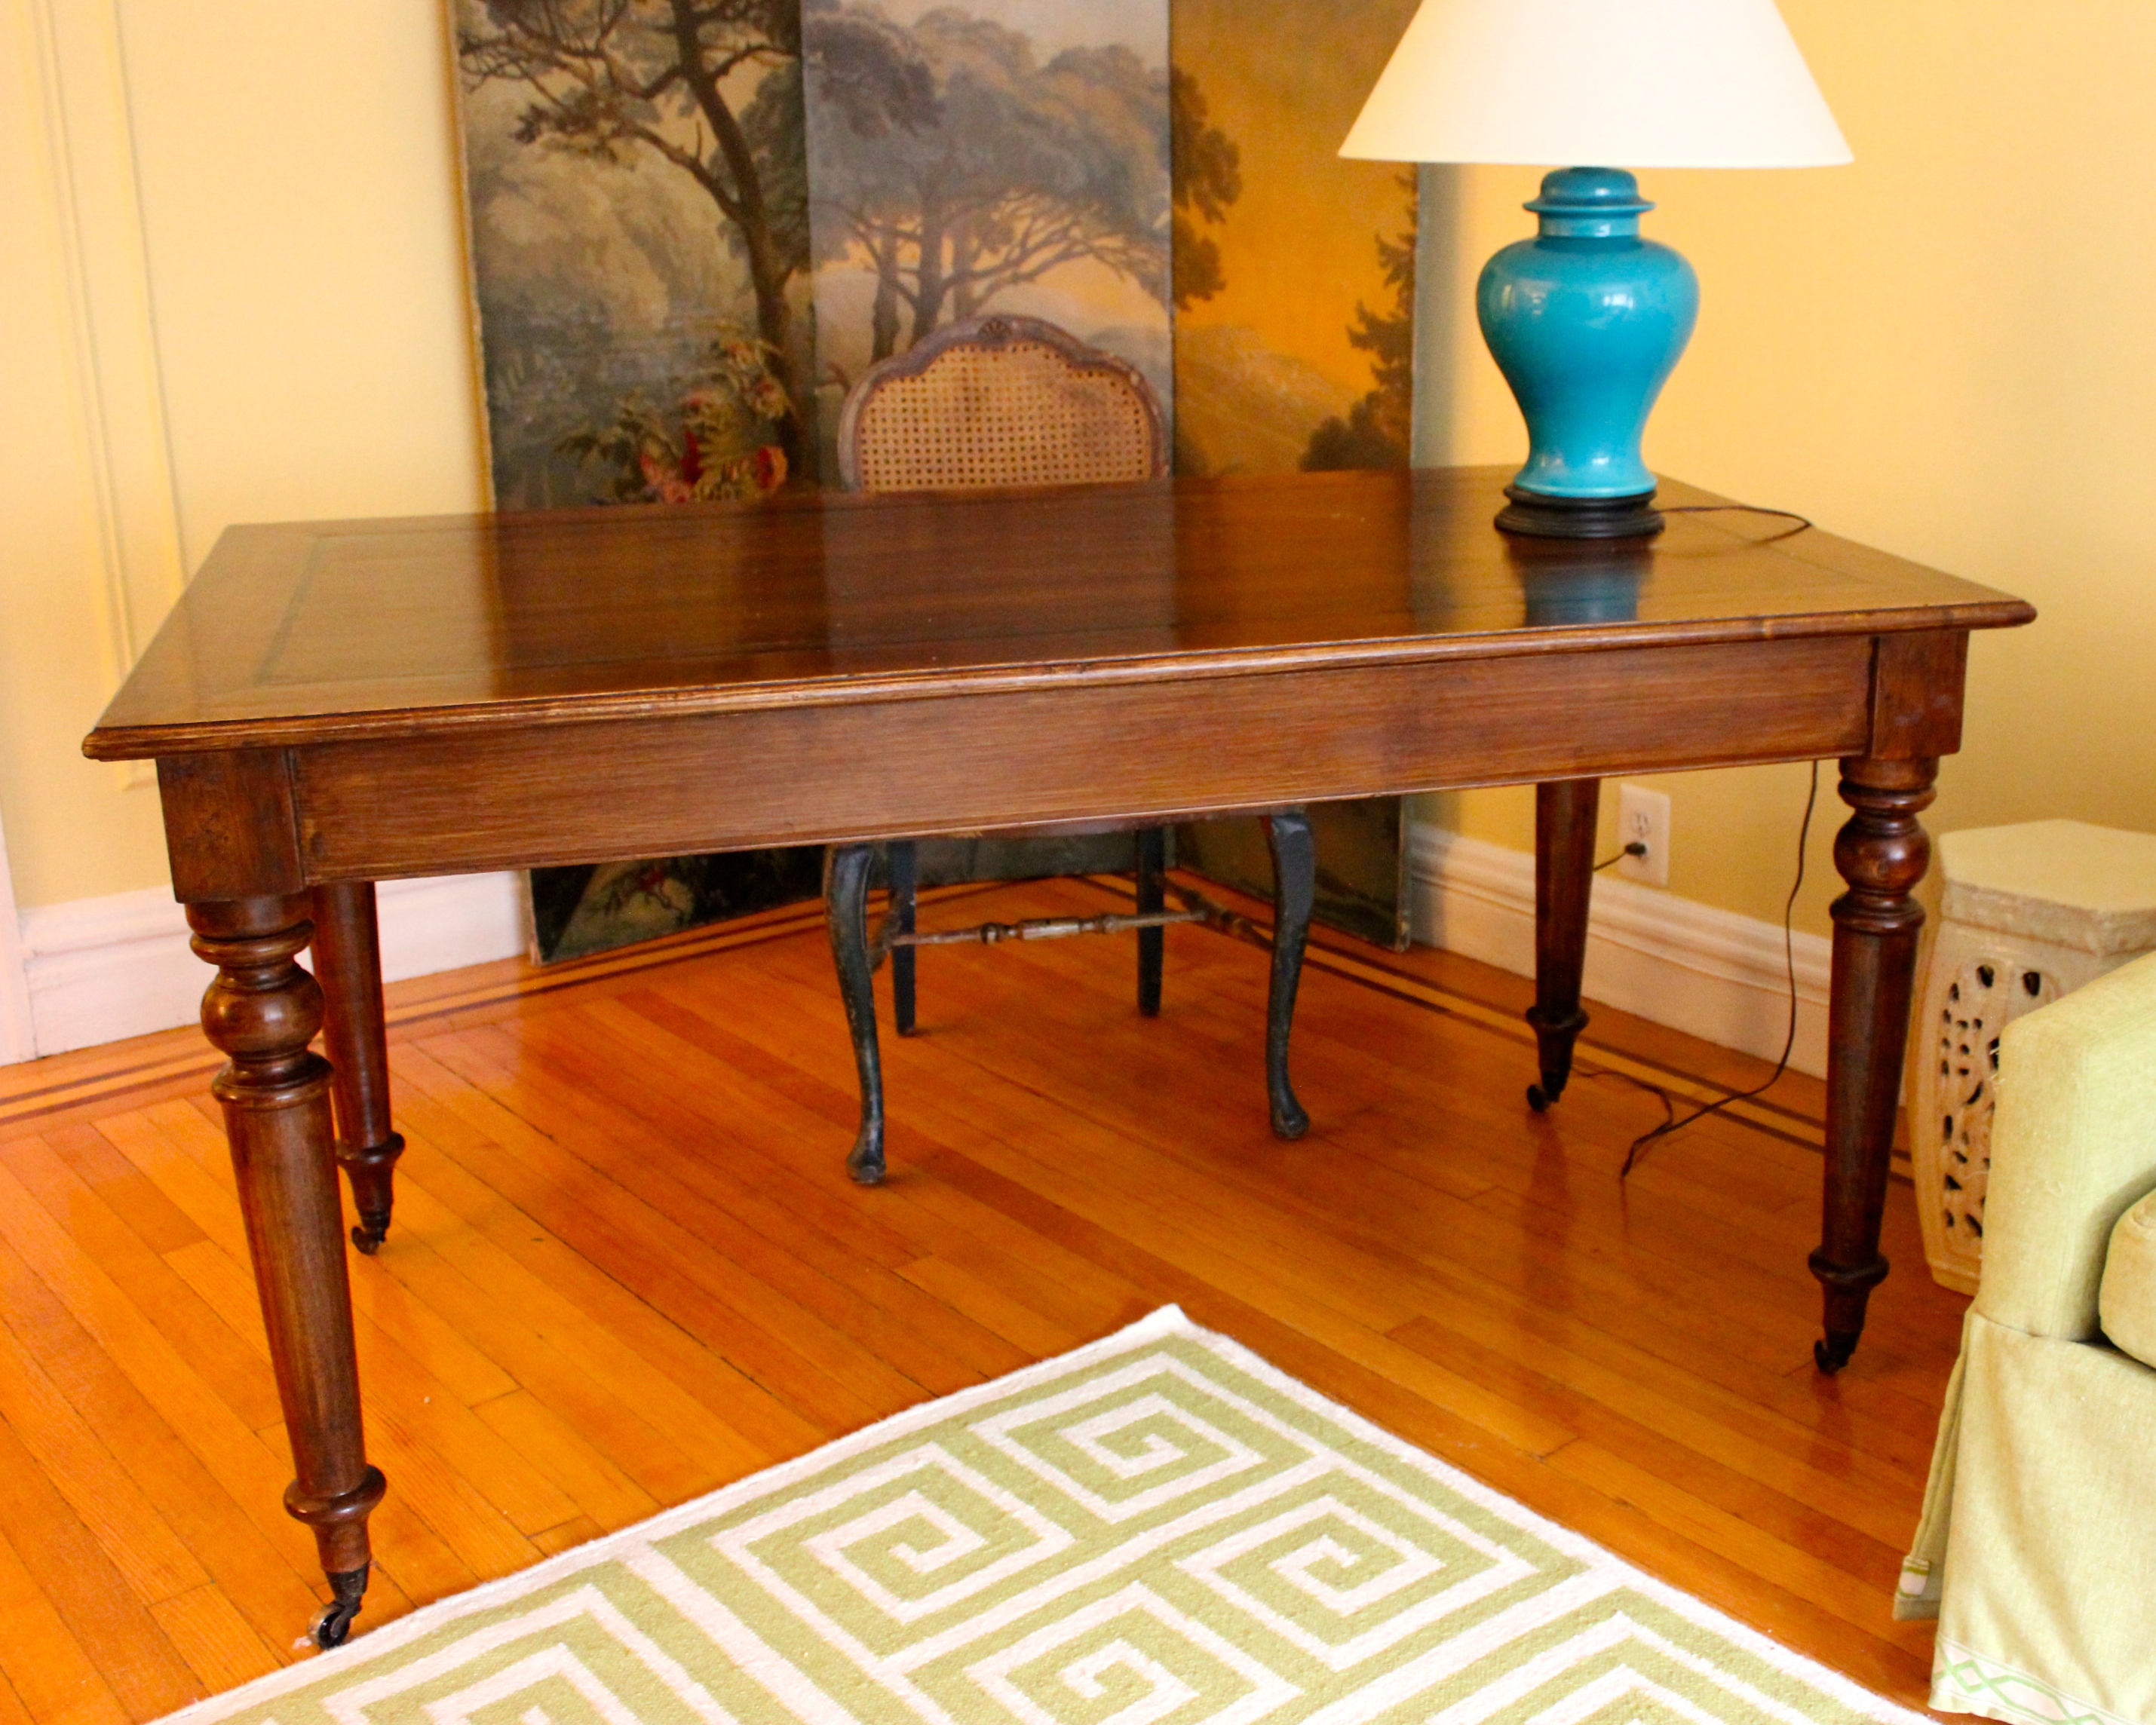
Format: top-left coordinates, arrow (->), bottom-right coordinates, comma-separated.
1170,0 -> 1422,948
450,0 -> 829,960
449,0 -> 1415,958
800,0 -> 1175,475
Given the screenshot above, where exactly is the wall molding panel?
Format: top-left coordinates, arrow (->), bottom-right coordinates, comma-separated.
26,0 -> 186,779
16,873 -> 529,1059
1409,823 -> 1832,1077
0,808 -> 33,1065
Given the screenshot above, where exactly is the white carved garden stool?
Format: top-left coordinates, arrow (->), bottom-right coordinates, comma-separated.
1915,820 -> 2156,1291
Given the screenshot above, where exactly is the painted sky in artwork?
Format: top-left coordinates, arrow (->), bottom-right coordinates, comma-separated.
1172,0 -> 1415,397
870,0 -> 1167,65
804,0 -> 1174,420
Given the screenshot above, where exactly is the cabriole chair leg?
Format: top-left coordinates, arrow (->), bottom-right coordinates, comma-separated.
1265,809 -> 1315,1139
825,844 -> 887,1184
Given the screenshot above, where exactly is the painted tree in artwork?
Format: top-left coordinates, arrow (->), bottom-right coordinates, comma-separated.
457,0 -> 813,461
1169,68 -> 1240,311
803,2 -> 1172,363
1304,168 -> 1417,470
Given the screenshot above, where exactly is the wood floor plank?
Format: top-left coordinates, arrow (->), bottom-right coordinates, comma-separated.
362,1074 -> 801,1477
839,924 -> 1959,1444
894,1255 -> 1091,1357
602,989 -> 1156,1337
0,1169 -> 311,1571
0,878 -> 1961,1716
130,1102 -> 533,1413
146,1586 -> 280,1699
399,1034 -> 897,1437
0,1230 -> 331,1662
0,1401 -> 204,1720
1385,1314 -> 1912,1582
0,1671 -> 40,1725
530,1516 -> 606,1558
350,1157 -> 728,1504
0,1523 -> 134,1725
0,1134 -> 282,1437
0,1306 -> 206,1604
39,1124 -> 205,1258
163,1237 -> 581,1540
468,1390 -> 659,1533
460,1012 -> 1034,1393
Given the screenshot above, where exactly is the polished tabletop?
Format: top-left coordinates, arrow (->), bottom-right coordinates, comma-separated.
86,467 -> 2034,759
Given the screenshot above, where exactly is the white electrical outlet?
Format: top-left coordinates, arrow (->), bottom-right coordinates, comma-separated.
1616,783 -> 1671,887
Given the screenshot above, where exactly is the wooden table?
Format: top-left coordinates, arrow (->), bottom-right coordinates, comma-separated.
85,466 -> 2032,1644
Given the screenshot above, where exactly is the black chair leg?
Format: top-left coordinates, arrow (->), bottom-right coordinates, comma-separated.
1263,807 -> 1314,1140
824,844 -> 887,1184
1136,827 -> 1165,1017
889,841 -> 918,1036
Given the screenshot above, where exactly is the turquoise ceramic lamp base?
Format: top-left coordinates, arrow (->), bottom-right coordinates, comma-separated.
1479,168 -> 1700,539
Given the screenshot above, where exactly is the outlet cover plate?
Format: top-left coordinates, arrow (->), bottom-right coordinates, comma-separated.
1617,783 -> 1671,887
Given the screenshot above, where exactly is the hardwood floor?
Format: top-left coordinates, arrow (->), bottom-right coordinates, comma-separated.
0,872 -> 1965,1720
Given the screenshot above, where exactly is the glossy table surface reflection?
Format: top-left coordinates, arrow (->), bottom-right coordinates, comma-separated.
85,467 -> 2030,759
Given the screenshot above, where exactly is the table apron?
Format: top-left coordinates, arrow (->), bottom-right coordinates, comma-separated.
289,634 -> 1878,882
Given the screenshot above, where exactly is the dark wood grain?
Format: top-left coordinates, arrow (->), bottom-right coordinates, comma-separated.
310,883 -> 403,1255
1814,755 -> 1937,1372
186,897 -> 382,1644
285,635 -> 1881,883
84,470 -> 2030,761
154,750 -> 303,902
81,467 -> 2035,1638
1527,780 -> 1602,1111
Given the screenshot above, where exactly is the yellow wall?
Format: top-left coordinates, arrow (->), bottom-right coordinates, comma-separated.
1413,0 -> 2156,934
2,0 -> 2149,944
0,0 -> 484,912
0,0 -> 167,908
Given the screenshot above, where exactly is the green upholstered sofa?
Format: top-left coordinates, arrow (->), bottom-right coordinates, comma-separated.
1899,949 -> 2156,1725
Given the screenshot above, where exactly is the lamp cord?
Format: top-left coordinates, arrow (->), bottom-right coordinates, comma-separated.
1661,503 -> 1815,542
1611,758 -> 1823,1178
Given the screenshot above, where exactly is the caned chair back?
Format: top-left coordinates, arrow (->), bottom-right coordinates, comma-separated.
836,314 -> 1169,494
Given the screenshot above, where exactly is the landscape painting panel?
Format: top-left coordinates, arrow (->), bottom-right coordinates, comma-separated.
1171,0 -> 1420,947
801,0 -> 1175,483
451,0 -> 825,959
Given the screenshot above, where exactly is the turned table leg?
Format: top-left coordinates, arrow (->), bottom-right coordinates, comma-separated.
190,897 -> 384,1646
311,883 -> 403,1255
1811,755 -> 1935,1372
1526,778 -> 1601,1111
888,841 -> 918,1037
1136,826 -> 1166,1019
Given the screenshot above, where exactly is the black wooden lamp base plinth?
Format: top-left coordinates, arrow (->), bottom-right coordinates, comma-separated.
1496,485 -> 1664,541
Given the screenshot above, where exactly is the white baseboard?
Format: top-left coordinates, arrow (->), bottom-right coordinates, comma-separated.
14,873 -> 529,1059
1409,823 -> 1831,1077
11,836 -> 1829,1074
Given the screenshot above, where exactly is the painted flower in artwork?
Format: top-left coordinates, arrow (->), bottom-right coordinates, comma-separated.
560,336 -> 791,504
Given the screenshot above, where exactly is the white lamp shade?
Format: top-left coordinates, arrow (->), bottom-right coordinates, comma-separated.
1340,0 -> 1850,170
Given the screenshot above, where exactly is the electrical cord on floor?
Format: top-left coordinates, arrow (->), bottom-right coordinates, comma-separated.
1612,759 -> 1823,1178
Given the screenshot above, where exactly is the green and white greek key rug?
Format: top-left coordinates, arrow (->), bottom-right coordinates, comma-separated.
164,1307 -> 1926,1725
